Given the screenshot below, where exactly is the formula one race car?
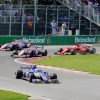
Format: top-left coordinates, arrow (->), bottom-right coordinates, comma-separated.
15,65 -> 58,83
54,44 -> 96,55
11,45 -> 47,58
0,39 -> 29,51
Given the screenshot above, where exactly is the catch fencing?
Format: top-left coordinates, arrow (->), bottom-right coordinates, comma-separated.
0,4 -> 100,36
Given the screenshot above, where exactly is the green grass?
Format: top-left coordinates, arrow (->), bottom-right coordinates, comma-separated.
0,90 -> 28,100
33,54 -> 100,75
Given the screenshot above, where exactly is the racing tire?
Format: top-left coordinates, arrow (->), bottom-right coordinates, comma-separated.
50,73 -> 57,79
11,50 -> 18,57
50,73 -> 58,83
10,45 -> 17,51
42,50 -> 48,56
29,51 -> 36,57
90,48 -> 96,54
16,70 -> 23,79
10,47 -> 14,51
70,49 -> 77,55
29,73 -> 36,83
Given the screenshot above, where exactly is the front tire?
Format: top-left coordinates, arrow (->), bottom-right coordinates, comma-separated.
16,70 -> 23,79
11,50 -> 18,57
29,73 -> 36,83
29,50 -> 36,57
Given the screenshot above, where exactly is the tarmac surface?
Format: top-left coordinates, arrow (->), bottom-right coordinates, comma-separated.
0,45 -> 100,100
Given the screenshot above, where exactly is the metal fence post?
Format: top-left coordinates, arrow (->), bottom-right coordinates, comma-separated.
79,7 -> 81,35
21,5 -> 24,36
45,6 -> 48,36
33,6 -> 35,35
68,8 -> 70,35
57,6 -> 60,29
90,20 -> 91,35
9,5 -> 12,36
33,0 -> 38,35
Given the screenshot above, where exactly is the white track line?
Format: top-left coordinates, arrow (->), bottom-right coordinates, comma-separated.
15,58 -> 88,75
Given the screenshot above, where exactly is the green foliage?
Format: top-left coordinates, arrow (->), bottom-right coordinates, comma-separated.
0,90 -> 28,100
0,0 -> 2,4
33,54 -> 100,75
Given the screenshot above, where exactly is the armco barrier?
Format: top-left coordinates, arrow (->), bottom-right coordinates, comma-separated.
0,36 -> 100,45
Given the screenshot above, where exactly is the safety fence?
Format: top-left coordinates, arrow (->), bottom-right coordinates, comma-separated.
0,4 -> 100,36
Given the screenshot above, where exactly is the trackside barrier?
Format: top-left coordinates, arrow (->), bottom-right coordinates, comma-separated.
0,36 -> 100,45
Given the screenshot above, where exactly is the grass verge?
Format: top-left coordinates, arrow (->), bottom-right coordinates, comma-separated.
32,54 -> 100,75
0,89 -> 28,100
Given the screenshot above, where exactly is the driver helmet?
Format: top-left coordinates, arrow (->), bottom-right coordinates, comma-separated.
27,43 -> 31,48
44,72 -> 47,74
30,65 -> 37,69
76,44 -> 80,46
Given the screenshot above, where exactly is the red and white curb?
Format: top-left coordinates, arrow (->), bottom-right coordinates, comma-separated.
28,96 -> 52,100
15,58 -> 88,75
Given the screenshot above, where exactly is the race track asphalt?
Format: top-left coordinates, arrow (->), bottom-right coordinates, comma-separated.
0,45 -> 100,100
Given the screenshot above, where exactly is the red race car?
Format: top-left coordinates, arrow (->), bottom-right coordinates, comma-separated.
54,44 -> 96,55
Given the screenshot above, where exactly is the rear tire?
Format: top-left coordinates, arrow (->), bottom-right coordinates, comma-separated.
42,50 -> 48,56
70,49 -> 77,55
50,73 -> 57,79
29,51 -> 36,57
50,73 -> 58,83
90,48 -> 96,54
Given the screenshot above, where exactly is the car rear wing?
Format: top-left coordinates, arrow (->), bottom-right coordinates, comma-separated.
20,64 -> 37,69
37,45 -> 44,50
